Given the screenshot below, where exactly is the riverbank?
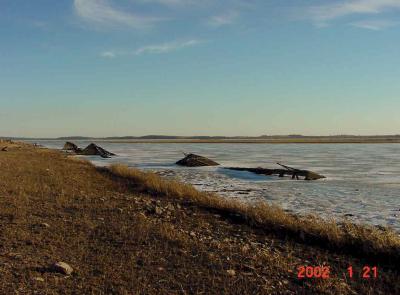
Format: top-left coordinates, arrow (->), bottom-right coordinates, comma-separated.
0,142 -> 399,294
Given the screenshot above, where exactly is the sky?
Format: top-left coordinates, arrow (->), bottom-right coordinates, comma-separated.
1,0 -> 400,137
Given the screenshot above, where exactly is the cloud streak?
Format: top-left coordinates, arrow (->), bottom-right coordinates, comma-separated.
74,0 -> 253,31
308,0 -> 400,26
73,0 -> 163,29
134,39 -> 204,55
100,51 -> 116,58
351,19 -> 398,30
208,11 -> 239,27
100,39 -> 204,58
137,0 -> 196,6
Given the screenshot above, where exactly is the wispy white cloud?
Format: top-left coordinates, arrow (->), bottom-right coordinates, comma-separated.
351,19 -> 398,30
134,39 -> 204,55
308,0 -> 400,26
99,39 -> 204,58
74,0 -> 252,31
137,0 -> 196,6
100,51 -> 116,58
208,11 -> 239,27
73,0 -> 164,29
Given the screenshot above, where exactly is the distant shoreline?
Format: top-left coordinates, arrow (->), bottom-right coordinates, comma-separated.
11,135 -> 400,144
35,138 -> 400,144
99,139 -> 400,144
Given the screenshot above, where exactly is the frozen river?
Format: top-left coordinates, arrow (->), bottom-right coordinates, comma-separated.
37,141 -> 400,231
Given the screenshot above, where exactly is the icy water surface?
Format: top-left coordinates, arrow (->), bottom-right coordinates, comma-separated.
36,141 -> 400,231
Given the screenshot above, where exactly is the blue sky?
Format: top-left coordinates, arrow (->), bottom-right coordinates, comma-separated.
1,0 -> 400,137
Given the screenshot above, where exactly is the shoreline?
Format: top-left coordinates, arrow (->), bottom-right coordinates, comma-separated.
21,140 -> 400,233
29,141 -> 400,233
32,139 -> 400,144
52,140 -> 400,234
0,141 -> 399,294
15,135 -> 400,144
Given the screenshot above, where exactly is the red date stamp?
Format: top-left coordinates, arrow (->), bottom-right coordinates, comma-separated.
297,266 -> 330,279
347,266 -> 378,279
296,265 -> 378,279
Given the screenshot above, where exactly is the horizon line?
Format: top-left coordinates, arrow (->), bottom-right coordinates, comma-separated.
2,134 -> 400,140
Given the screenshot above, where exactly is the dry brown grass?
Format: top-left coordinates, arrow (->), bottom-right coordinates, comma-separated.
0,144 -> 399,294
107,164 -> 400,266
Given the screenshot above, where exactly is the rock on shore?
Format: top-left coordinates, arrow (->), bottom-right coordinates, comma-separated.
81,143 -> 116,158
62,142 -> 116,158
63,142 -> 82,153
176,153 -> 219,167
